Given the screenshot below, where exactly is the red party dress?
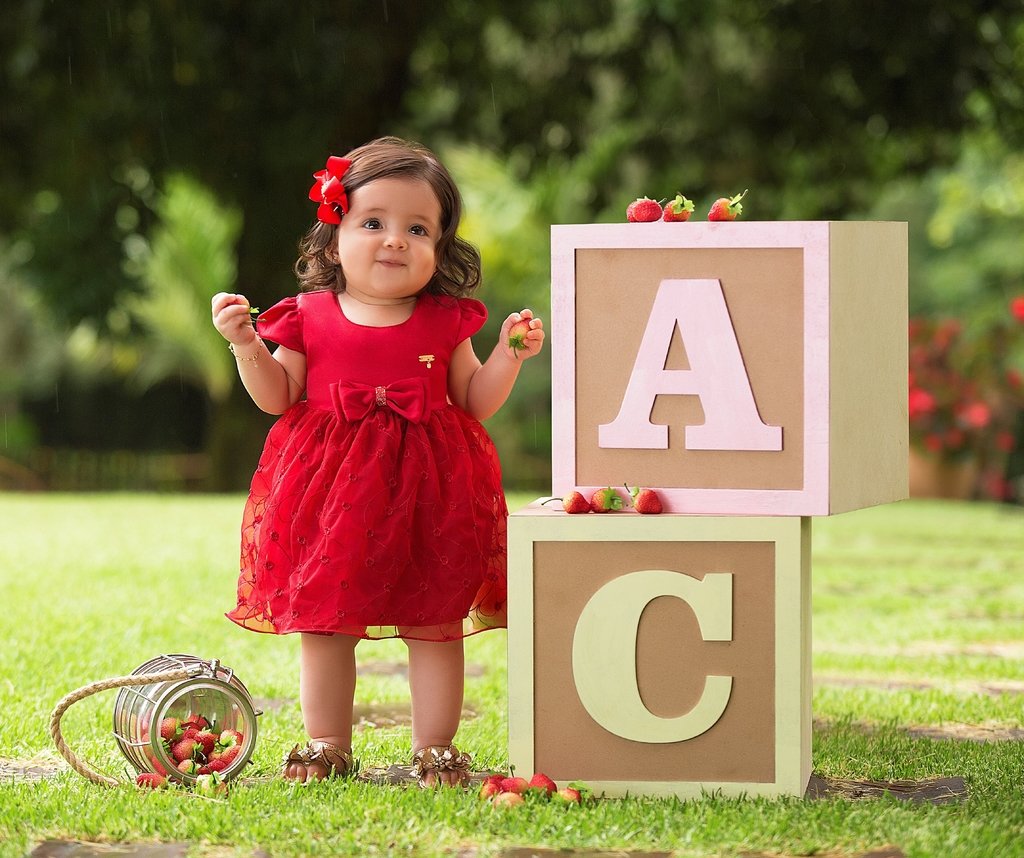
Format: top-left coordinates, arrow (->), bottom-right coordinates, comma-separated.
225,290 -> 508,641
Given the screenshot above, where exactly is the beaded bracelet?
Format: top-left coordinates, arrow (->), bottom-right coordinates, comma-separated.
229,338 -> 262,362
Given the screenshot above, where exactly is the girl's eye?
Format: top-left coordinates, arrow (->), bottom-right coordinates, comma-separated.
363,218 -> 382,229
410,225 -> 429,237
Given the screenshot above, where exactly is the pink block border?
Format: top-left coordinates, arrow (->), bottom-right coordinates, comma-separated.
551,221 -> 832,515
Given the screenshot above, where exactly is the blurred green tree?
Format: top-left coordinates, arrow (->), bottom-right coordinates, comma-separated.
401,0 -> 1024,220
123,173 -> 242,403
0,241 -> 61,486
4,0 -> 1024,489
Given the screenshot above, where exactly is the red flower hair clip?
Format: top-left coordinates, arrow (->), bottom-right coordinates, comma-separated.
308,156 -> 352,224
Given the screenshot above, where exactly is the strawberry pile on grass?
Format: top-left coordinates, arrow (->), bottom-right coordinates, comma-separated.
134,768 -> 230,796
479,771 -> 589,807
142,713 -> 246,781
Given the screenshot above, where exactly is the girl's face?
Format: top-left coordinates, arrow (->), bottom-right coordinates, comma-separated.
334,177 -> 441,303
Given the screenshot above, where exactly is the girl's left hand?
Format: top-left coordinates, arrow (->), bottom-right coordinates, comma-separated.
501,309 -> 545,361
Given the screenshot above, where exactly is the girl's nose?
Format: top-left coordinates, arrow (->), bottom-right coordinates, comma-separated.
383,230 -> 407,249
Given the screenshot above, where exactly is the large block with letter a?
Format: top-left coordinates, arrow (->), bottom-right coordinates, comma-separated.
507,504 -> 812,798
551,221 -> 908,515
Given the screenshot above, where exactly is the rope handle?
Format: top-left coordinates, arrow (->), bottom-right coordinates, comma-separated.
49,667 -> 201,787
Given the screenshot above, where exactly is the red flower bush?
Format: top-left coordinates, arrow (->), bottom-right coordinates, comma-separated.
1012,295 -> 1024,323
909,307 -> 1023,500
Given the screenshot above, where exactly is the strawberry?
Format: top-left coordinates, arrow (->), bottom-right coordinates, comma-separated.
507,318 -> 533,358
135,772 -> 167,790
479,780 -> 502,800
625,484 -> 663,514
171,737 -> 201,763
194,772 -> 229,797
194,729 -> 218,758
553,786 -> 582,803
210,743 -> 241,766
499,776 -> 530,795
159,717 -> 182,742
527,772 -> 558,795
590,487 -> 624,513
206,757 -> 229,773
181,713 -> 210,731
541,491 -> 590,514
626,197 -> 663,223
707,189 -> 747,221
491,791 -> 525,808
662,193 -> 694,222
176,758 -> 200,776
217,729 -> 243,748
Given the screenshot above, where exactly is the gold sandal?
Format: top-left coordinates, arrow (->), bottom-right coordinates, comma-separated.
410,744 -> 473,788
281,740 -> 354,781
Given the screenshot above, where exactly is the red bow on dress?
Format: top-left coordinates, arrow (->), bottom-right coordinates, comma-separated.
331,378 -> 431,423
308,156 -> 352,224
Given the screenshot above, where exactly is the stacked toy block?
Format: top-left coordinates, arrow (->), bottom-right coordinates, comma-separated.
508,221 -> 908,798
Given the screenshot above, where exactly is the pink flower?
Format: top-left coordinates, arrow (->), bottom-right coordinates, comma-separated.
958,401 -> 991,429
1011,295 -> 1024,323
908,387 -> 936,419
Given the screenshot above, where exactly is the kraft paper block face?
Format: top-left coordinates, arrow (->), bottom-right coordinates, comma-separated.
550,221 -> 909,515
507,505 -> 812,799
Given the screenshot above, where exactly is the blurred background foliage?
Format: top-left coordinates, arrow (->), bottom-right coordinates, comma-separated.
1,0 -> 1023,496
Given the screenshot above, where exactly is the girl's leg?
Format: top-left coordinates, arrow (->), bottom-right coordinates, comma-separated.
406,637 -> 466,787
283,632 -> 359,782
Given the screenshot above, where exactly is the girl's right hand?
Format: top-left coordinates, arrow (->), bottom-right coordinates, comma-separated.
212,292 -> 258,347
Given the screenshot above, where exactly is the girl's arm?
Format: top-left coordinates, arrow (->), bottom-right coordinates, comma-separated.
212,292 -> 306,414
448,309 -> 544,421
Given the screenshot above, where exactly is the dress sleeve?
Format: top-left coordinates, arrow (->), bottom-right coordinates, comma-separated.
256,296 -> 304,352
455,298 -> 488,343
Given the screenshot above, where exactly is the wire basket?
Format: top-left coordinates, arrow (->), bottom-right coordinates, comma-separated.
51,654 -> 261,787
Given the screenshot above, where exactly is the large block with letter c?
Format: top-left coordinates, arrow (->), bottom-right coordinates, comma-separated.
550,221 -> 908,515
507,504 -> 811,798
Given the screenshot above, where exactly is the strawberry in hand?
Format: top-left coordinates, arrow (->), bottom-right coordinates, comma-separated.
504,310 -> 544,360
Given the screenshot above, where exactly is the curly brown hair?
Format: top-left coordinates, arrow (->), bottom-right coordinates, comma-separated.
295,136 -> 482,298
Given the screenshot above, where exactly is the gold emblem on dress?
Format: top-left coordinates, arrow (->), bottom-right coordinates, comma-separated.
418,354 -> 435,369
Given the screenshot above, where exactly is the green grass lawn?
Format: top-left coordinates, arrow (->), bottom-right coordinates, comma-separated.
1,493 -> 1023,857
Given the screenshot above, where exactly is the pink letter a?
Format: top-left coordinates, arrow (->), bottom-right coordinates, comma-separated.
598,279 -> 783,451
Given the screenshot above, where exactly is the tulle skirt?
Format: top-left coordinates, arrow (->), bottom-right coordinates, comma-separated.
226,401 -> 507,641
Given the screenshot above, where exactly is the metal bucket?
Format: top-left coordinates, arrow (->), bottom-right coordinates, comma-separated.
111,654 -> 259,784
